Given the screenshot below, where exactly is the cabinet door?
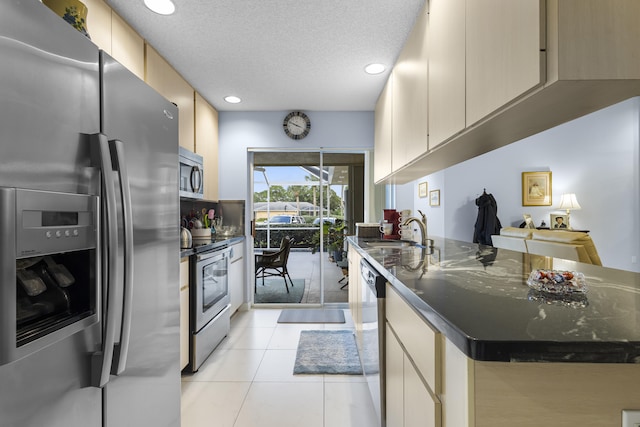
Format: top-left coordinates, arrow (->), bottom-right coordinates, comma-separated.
427,0 -> 466,148
386,324 -> 404,427
466,0 -> 544,126
229,241 -> 245,314
82,0 -> 112,53
195,93 -> 219,201
145,45 -> 195,150
404,354 -> 441,427
347,246 -> 361,327
392,3 -> 429,171
179,258 -> 190,370
111,12 -> 144,80
374,77 -> 393,183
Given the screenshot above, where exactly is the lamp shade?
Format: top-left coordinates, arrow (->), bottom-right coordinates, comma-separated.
559,193 -> 581,211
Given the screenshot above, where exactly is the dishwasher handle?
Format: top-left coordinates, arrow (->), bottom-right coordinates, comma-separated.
360,259 -> 386,298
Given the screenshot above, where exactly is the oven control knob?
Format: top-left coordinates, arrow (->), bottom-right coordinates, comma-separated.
64,230 -> 70,237
55,230 -> 62,238
73,229 -> 79,236
46,231 -> 52,238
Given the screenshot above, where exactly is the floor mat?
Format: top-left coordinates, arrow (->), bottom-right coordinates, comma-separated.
254,278 -> 305,303
277,308 -> 345,323
293,330 -> 362,375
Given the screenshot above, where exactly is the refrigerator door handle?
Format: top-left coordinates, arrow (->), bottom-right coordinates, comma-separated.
90,133 -> 120,388
109,139 -> 134,375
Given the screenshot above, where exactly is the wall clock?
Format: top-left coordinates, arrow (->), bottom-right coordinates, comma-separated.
283,111 -> 311,140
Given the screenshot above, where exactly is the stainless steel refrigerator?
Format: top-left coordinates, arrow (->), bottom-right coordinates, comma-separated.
0,1 -> 180,426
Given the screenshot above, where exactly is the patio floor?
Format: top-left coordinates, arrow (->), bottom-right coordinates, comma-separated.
252,248 -> 349,305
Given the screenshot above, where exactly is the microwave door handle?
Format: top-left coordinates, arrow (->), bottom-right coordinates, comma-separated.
89,133 -> 120,388
109,139 -> 134,375
190,165 -> 201,193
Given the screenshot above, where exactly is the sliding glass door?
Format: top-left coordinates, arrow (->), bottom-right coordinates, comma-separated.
251,151 -> 364,306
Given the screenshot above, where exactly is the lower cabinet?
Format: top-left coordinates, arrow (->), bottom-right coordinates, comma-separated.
229,240 -> 245,314
179,257 -> 190,370
385,284 -> 441,427
347,244 -> 362,331
386,324 -> 441,427
386,282 -> 640,427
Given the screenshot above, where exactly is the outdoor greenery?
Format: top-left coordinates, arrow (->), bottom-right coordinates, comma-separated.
254,184 -> 344,216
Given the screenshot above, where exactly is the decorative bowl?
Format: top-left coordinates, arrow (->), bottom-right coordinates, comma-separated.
526,269 -> 587,295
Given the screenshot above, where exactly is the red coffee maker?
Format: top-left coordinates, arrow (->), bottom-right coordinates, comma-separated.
382,209 -> 401,239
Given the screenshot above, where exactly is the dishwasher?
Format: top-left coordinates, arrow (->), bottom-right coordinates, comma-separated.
359,258 -> 387,427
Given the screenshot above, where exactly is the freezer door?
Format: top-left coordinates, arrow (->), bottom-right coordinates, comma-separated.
0,2 -> 101,426
100,52 -> 181,427
0,0 -> 100,195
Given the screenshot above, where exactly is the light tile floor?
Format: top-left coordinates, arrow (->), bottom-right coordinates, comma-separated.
181,308 -> 378,427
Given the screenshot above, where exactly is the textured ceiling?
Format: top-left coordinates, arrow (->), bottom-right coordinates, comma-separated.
106,0 -> 425,111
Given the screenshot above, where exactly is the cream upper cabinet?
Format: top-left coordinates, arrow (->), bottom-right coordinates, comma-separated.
82,0 -> 112,53
111,13 -> 144,80
465,0 -> 544,126
195,93 -> 219,201
374,77 -> 393,183
548,0 -> 640,81
391,2 -> 429,172
145,46 -> 195,151
82,1 -> 143,80
427,0 -> 466,149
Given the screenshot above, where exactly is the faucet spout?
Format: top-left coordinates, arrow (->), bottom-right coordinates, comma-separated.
400,210 -> 431,247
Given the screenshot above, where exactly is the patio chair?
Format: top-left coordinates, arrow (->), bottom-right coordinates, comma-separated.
255,236 -> 295,293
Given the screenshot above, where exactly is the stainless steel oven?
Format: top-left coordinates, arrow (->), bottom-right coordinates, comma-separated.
0,187 -> 99,365
189,246 -> 231,372
179,146 -> 204,200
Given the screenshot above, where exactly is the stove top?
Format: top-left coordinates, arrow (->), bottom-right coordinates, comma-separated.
181,235 -> 244,254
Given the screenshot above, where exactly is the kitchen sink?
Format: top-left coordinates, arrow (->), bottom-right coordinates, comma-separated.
360,239 -> 416,249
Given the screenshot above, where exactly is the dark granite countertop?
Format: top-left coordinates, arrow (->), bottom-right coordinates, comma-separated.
349,236 -> 640,363
180,235 -> 244,258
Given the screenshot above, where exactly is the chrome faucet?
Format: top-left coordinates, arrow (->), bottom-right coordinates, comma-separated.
400,209 -> 432,247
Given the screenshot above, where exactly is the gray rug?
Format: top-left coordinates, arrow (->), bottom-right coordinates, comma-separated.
278,308 -> 345,323
254,278 -> 305,303
294,330 -> 362,375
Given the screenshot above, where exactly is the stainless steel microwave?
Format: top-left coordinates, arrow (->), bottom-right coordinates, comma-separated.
179,147 -> 204,199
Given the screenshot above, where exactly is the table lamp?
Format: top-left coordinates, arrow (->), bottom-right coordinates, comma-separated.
558,193 -> 581,229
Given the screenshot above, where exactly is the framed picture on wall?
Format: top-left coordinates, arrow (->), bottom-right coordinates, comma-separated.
550,213 -> 569,229
429,190 -> 440,206
522,171 -> 552,206
418,182 -> 428,198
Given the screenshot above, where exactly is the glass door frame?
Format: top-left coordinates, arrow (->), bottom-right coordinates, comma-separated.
248,148 -> 371,307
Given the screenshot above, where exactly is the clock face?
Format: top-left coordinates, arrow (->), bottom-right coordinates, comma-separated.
283,111 -> 311,140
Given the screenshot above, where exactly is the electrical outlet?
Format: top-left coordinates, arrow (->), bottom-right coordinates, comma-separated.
622,410 -> 640,427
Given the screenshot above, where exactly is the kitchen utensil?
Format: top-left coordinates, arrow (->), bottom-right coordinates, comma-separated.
180,227 -> 192,249
189,218 -> 203,229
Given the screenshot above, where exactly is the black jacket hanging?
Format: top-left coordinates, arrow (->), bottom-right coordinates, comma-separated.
473,191 -> 502,246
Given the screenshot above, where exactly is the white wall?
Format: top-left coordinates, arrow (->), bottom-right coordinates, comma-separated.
399,97 -> 640,272
218,111 -> 375,200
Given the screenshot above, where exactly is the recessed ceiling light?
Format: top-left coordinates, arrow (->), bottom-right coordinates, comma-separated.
364,63 -> 386,75
144,0 -> 175,15
224,95 -> 242,104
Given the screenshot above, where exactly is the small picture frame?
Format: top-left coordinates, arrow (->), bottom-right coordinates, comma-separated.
550,213 -> 569,230
429,189 -> 440,206
522,171 -> 552,206
522,214 -> 535,229
418,182 -> 428,198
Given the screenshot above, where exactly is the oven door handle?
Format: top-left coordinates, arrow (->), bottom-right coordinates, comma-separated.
90,133 -> 120,388
110,139 -> 134,376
